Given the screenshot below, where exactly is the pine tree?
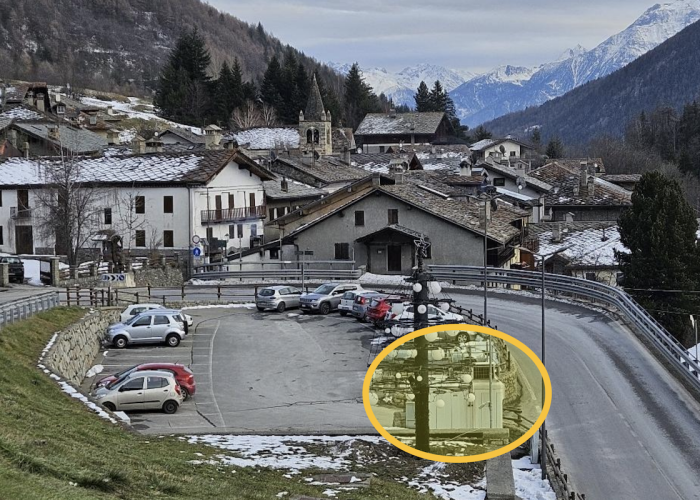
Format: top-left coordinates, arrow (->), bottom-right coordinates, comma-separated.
617,171 -> 700,345
429,81 -> 447,112
260,56 -> 283,118
530,128 -> 542,152
315,72 -> 342,126
472,125 -> 492,142
545,137 -> 564,158
414,81 -> 431,111
344,63 -> 379,130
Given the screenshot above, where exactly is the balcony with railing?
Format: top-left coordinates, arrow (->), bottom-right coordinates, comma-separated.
201,205 -> 267,224
10,207 -> 32,219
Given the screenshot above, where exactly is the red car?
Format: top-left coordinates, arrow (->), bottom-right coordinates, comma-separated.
367,295 -> 406,326
95,363 -> 196,399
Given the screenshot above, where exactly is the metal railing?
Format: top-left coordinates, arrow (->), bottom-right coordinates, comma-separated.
428,265 -> 700,392
201,205 -> 266,224
544,431 -> 586,500
193,260 -> 361,281
0,291 -> 60,327
10,206 -> 32,219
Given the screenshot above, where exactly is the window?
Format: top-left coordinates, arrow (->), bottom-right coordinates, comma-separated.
104,208 -> 112,225
135,230 -> 146,247
269,248 -> 280,260
163,196 -> 173,213
0,226 -> 3,245
135,196 -> 145,214
237,224 -> 243,238
585,272 -> 597,281
388,209 -> 399,225
249,192 -> 256,209
228,193 -> 235,208
425,244 -> 432,259
133,315 -> 151,327
163,230 -> 174,248
0,190 -> 3,206
146,377 -> 168,389
510,151 -> 516,156
269,208 -> 276,220
379,146 -> 385,153
206,227 -> 213,243
120,378 -> 144,391
355,210 -> 365,226
334,243 -> 350,260
153,315 -> 169,325
493,178 -> 506,187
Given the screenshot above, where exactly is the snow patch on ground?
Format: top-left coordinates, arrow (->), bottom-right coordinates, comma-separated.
182,303 -> 257,310
85,364 -> 104,378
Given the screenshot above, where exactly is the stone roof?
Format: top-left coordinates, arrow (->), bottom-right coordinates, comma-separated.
601,174 -> 641,183
263,179 -> 326,200
529,162 -> 632,207
159,127 -> 205,144
551,158 -> 605,175
232,127 -> 300,150
480,160 -> 552,193
352,152 -> 422,174
305,75 -> 326,121
355,112 -> 446,136
0,105 -> 44,121
274,155 -> 369,185
14,122 -> 107,154
529,221 -> 625,267
0,149 -> 273,187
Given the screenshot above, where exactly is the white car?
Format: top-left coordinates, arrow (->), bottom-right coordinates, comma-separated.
388,303 -> 464,324
120,304 -> 193,327
339,290 -> 375,316
92,370 -> 184,414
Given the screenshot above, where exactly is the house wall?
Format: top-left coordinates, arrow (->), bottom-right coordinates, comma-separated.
481,141 -> 525,159
288,192 -> 487,274
359,134 -> 435,153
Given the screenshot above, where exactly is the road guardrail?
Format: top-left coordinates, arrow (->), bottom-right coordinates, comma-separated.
428,265 -> 700,392
0,291 -> 60,328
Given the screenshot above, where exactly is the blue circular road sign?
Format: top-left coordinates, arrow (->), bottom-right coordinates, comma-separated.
193,247 -> 202,257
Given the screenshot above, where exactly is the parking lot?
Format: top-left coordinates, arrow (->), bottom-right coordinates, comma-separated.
83,306 -> 379,435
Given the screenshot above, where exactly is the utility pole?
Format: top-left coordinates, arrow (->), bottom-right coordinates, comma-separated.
413,237 -> 431,453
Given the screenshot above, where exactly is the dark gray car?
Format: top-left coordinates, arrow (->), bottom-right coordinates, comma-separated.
300,283 -> 363,315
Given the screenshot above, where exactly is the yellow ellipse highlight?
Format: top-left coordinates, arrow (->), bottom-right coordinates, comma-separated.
362,323 -> 552,463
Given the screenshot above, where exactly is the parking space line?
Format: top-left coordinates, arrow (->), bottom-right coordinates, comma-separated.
201,320 -> 225,427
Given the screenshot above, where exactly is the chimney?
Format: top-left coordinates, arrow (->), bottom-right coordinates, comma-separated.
131,135 -> 146,155
8,129 -> 18,148
301,150 -> 313,166
565,212 -> 574,226
587,176 -> 595,197
389,107 -> 396,118
23,141 -> 29,158
48,125 -> 60,141
204,125 -> 222,150
107,105 -> 114,116
551,222 -> 562,243
54,93 -> 61,103
371,172 -> 381,187
460,159 -> 472,177
430,145 -> 436,155
35,93 -> 45,113
281,178 -> 289,193
89,115 -> 97,126
410,123 -> 415,147
579,163 -> 588,190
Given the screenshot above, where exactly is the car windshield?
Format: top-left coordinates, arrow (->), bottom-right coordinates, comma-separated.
342,292 -> 355,300
5,257 -> 21,264
123,315 -> 141,326
112,365 -> 138,380
313,284 -> 335,295
259,289 -> 276,297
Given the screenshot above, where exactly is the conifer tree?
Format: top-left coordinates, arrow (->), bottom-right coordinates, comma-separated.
472,125 -> 492,142
617,171 -> 700,345
545,137 -> 564,158
260,56 -> 283,115
414,81 -> 432,111
343,63 -> 379,130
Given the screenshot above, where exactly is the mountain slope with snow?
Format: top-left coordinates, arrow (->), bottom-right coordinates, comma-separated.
450,0 -> 700,127
329,62 -> 476,107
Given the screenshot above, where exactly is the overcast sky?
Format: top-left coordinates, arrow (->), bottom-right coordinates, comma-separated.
207,1 -> 653,73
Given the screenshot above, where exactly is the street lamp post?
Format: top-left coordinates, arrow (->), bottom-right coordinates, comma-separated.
514,244 -> 571,480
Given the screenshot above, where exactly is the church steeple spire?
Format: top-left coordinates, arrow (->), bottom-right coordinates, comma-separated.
304,74 -> 326,121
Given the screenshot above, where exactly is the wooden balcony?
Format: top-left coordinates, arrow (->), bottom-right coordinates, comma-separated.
201,205 -> 267,224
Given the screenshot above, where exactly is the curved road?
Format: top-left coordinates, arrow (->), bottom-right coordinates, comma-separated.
448,290 -> 700,500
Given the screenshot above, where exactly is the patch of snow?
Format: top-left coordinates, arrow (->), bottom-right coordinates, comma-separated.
232,128 -> 300,150
85,364 -> 104,378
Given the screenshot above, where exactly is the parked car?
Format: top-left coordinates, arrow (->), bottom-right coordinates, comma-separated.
95,363 -> 196,399
366,295 -> 407,326
350,291 -> 386,321
0,256 -> 24,283
119,304 -> 193,328
340,289 -> 375,316
388,303 -> 464,324
92,370 -> 184,414
300,283 -> 363,315
256,285 -> 302,312
104,310 -> 187,349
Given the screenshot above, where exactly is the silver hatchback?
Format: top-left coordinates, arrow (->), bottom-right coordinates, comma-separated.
104,310 -> 187,348
256,285 -> 303,312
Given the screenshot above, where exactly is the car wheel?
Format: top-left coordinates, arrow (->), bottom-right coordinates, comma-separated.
181,387 -> 190,401
103,402 -> 116,412
277,302 -> 286,313
456,332 -> 470,344
257,307 -> 265,312
166,334 -> 180,347
162,400 -> 178,414
113,336 -> 128,349
320,302 -> 331,315
339,310 -> 347,316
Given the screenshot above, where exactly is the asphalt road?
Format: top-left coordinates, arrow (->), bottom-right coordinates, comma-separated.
448,290 -> 700,500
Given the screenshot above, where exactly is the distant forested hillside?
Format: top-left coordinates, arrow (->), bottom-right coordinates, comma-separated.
0,0 -> 342,96
482,19 -> 700,145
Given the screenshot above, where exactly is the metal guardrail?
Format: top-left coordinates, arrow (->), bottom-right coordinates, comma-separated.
544,432 -> 585,500
193,260 -> 362,281
428,265 -> 700,392
0,291 -> 60,327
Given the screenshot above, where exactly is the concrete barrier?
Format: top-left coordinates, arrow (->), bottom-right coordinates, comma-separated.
486,453 -> 516,500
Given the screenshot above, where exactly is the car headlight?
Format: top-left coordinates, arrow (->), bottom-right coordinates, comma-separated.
94,393 -> 106,400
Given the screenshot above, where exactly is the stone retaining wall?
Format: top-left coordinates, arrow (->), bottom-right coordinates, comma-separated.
134,266 -> 185,288
45,308 -> 120,386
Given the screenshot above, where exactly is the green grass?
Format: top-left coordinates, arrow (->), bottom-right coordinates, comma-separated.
0,308 -> 432,499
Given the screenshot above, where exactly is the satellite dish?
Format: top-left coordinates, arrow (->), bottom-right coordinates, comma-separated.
356,147 -> 362,154
516,176 -> 526,191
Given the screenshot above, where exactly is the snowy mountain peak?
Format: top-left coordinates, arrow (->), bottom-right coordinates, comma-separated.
556,44 -> 587,61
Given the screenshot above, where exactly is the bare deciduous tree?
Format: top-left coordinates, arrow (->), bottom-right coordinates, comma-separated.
260,102 -> 278,127
32,153 -> 103,267
113,188 -> 148,256
230,100 -> 262,130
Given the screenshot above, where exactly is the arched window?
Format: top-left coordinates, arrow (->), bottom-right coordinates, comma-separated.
306,129 -> 313,144
313,129 -> 319,144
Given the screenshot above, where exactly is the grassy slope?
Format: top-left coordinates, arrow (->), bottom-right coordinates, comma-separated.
0,308 -> 429,500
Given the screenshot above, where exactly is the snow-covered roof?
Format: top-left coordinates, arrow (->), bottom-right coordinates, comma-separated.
534,222 -> 626,267
0,106 -> 44,121
0,150 -> 273,187
355,112 -> 446,136
14,123 -> 107,153
232,128 -> 300,150
469,139 -> 496,151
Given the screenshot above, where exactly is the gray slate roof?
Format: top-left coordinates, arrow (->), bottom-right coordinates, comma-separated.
480,160 -> 552,193
14,122 -> 107,153
355,112 -> 446,136
263,179 -> 326,200
274,156 -> 368,184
